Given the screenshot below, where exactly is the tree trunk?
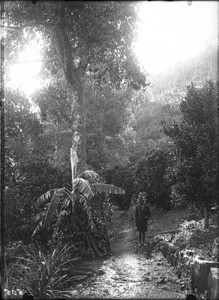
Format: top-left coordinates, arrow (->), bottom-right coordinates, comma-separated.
77,82 -> 87,173
204,206 -> 209,229
52,4 -> 88,174
70,82 -> 87,175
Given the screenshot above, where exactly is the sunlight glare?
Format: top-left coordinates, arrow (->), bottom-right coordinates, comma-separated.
134,1 -> 218,75
8,39 -> 43,96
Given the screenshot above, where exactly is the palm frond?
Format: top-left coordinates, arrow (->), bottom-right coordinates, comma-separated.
73,178 -> 94,199
78,170 -> 100,184
91,183 -> 125,195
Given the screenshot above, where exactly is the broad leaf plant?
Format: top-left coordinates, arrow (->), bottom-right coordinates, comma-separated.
32,170 -> 125,240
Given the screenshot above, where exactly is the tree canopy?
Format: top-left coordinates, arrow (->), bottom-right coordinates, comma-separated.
3,1 -> 217,243
5,0 -> 146,171
162,81 -> 217,210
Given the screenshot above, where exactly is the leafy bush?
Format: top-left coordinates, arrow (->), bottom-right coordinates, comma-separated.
172,220 -> 204,250
5,241 -> 33,265
3,242 -> 79,299
105,164 -> 136,209
2,261 -> 25,299
5,160 -> 72,244
172,219 -> 218,259
187,227 -> 218,259
50,195 -> 111,257
134,147 -> 173,210
170,183 -> 188,209
105,144 -> 174,210
162,81 -> 217,211
31,170 -> 124,257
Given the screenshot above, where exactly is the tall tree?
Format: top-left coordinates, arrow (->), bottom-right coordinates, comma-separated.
84,78 -> 135,172
33,76 -> 136,173
6,1 -> 146,172
162,81 -> 218,226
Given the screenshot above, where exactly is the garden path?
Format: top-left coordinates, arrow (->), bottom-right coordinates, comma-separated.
71,207 -> 189,299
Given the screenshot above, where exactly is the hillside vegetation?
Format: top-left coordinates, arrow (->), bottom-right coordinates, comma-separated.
2,3 -> 218,296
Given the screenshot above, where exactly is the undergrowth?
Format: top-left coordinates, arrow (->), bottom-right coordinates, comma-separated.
2,242 -> 79,299
172,218 -> 218,259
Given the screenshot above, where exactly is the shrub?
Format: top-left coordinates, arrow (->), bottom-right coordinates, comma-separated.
105,164 -> 136,209
134,147 -> 172,210
3,242 -> 79,299
162,81 -> 217,212
172,219 -> 218,259
5,160 -> 72,244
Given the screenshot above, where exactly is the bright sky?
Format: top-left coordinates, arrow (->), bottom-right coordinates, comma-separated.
134,1 -> 218,75
7,38 -> 43,97
7,1 -> 218,96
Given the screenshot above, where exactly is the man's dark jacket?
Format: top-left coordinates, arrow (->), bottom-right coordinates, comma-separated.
135,204 -> 151,232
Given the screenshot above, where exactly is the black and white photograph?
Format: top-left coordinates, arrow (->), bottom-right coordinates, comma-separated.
0,1 -> 218,299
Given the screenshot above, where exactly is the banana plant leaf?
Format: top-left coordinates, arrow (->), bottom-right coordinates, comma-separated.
78,170 -> 100,184
73,178 -> 94,199
43,191 -> 62,228
32,211 -> 47,224
91,183 -> 125,195
31,220 -> 44,238
34,188 -> 63,209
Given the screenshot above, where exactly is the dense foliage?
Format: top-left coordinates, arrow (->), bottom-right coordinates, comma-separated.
106,143 -> 174,211
104,80 -> 217,213
134,146 -> 173,210
105,163 -> 137,209
5,1 -> 146,172
3,242 -> 79,299
2,2 -> 218,298
4,89 -> 72,243
162,81 -> 217,211
4,78 -> 217,243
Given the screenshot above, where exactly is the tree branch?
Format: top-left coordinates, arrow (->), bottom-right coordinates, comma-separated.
52,4 -> 80,90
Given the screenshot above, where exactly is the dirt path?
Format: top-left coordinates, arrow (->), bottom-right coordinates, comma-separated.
72,208 -> 189,299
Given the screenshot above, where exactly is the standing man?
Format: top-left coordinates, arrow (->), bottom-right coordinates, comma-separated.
135,193 -> 151,246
